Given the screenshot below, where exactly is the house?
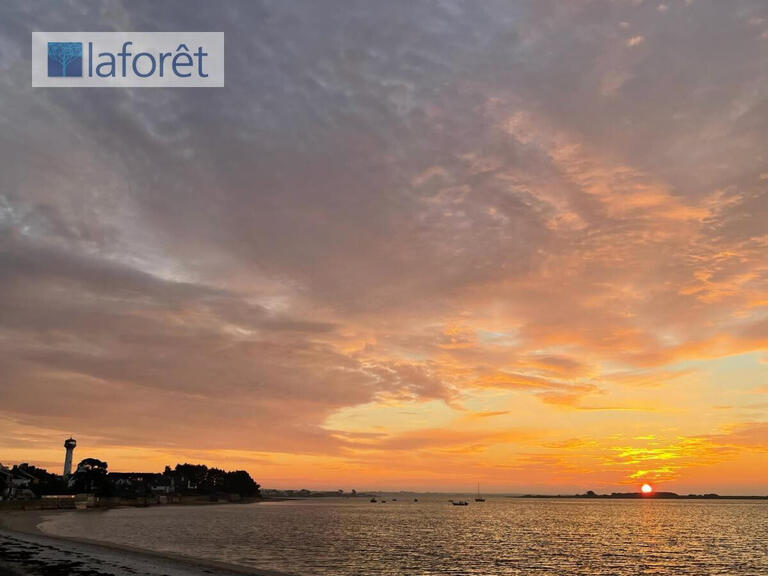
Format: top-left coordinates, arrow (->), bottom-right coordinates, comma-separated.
0,463 -> 11,500
0,463 -> 37,500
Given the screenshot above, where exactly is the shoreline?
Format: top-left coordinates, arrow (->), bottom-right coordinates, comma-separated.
0,508 -> 297,576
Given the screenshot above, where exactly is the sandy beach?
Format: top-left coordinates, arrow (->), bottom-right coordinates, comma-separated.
0,510 -> 295,576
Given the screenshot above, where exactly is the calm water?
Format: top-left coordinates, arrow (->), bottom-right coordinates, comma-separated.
39,497 -> 768,575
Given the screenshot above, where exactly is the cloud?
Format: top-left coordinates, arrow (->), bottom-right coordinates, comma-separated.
0,0 -> 766,490
700,422 -> 768,451
339,427 -> 532,453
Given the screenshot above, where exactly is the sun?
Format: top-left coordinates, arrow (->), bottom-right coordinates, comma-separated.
641,483 -> 653,494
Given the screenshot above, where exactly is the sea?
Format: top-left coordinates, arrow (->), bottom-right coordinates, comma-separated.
38,497 -> 768,575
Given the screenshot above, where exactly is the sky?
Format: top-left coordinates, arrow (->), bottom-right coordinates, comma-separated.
0,0 -> 766,494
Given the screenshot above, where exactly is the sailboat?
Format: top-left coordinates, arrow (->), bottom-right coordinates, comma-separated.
475,482 -> 486,502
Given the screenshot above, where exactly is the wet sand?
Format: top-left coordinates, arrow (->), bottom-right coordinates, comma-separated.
0,510 -> 295,576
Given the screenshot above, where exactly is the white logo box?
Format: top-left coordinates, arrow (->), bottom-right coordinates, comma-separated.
33,32 -> 224,87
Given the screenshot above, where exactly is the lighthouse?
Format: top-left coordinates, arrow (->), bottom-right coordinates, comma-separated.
63,437 -> 77,477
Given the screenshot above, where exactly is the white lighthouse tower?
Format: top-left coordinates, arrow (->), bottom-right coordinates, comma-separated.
63,437 -> 77,477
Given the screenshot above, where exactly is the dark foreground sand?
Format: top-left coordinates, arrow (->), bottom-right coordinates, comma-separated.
0,511 -> 295,576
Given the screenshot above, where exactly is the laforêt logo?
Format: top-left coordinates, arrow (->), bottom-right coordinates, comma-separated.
47,42 -> 83,77
33,32 -> 224,87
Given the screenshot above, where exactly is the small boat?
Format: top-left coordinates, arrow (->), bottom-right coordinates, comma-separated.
475,482 -> 486,502
414,498 -> 419,502
452,500 -> 469,506
370,497 -> 377,502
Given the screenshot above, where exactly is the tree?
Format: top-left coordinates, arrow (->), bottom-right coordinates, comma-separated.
205,467 -> 228,493
71,458 -> 111,496
48,43 -> 82,77
225,470 -> 260,497
165,463 -> 209,492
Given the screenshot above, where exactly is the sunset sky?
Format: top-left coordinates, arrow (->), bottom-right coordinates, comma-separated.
0,0 -> 766,494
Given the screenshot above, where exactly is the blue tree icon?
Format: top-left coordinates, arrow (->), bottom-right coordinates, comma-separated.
48,42 -> 83,77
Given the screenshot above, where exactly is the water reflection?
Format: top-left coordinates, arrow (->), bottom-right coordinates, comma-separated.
41,498 -> 768,575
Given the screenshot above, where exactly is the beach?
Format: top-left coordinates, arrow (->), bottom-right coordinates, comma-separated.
0,510 -> 293,576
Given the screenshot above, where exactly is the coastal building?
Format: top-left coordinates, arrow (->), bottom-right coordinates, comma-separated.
0,463 -> 11,500
10,466 -> 36,489
1,463 -> 64,501
109,472 -> 173,497
63,437 -> 77,477
0,463 -> 38,500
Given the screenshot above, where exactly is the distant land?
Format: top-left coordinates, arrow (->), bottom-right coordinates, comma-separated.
264,489 -> 768,500
519,491 -> 768,500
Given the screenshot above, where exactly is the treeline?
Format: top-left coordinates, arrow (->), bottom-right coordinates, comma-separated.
164,463 -> 261,497
1,460 -> 260,500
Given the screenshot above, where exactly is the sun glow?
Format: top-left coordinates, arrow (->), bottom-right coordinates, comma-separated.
641,483 -> 653,494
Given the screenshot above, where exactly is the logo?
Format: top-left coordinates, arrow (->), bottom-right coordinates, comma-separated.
48,42 -> 83,77
33,32 -> 224,87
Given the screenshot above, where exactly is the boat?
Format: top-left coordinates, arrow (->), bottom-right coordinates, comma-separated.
475,482 -> 486,502
452,500 -> 469,506
370,497 -> 377,502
